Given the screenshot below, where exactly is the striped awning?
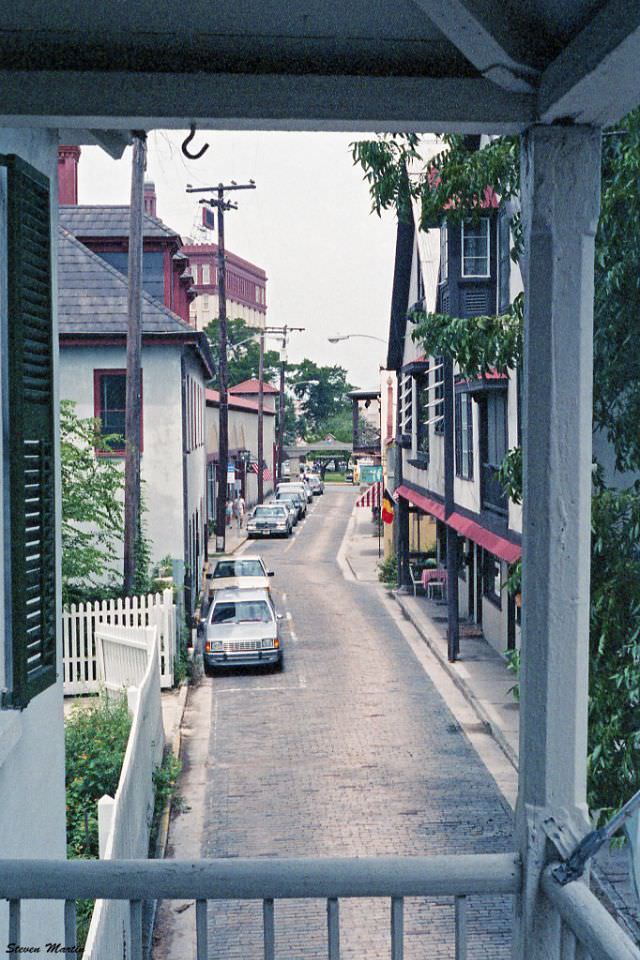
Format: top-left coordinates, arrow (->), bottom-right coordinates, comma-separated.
356,480 -> 382,508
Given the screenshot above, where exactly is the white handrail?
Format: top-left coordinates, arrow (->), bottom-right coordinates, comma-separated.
542,864 -> 640,960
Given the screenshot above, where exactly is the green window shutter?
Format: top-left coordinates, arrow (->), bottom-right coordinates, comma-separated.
1,155 -> 56,708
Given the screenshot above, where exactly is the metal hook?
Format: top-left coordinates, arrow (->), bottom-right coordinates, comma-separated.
181,124 -> 209,161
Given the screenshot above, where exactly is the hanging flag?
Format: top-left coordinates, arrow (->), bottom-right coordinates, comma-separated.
356,480 -> 382,508
381,488 -> 395,524
250,461 -> 273,481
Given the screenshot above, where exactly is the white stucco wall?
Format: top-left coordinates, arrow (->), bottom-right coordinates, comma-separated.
0,128 -> 65,943
206,402 -> 276,508
59,343 -> 187,568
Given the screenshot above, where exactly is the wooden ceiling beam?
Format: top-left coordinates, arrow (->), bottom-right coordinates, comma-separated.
411,0 -> 542,93
539,0 -> 640,125
0,70 -> 535,134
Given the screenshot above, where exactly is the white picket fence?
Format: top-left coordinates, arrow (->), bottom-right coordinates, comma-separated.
84,625 -> 165,960
62,589 -> 177,694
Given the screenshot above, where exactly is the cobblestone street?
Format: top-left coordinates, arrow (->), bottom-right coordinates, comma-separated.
198,486 -> 514,959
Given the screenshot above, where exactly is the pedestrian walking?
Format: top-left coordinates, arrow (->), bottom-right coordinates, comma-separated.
237,494 -> 245,529
226,500 -> 233,527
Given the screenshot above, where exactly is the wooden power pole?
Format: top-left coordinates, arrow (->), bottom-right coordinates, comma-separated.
123,134 -> 147,594
186,180 -> 256,553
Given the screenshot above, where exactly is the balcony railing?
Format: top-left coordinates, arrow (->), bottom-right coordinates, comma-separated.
1,852 -> 639,960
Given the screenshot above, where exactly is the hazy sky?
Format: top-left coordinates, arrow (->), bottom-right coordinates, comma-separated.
77,130 -> 397,390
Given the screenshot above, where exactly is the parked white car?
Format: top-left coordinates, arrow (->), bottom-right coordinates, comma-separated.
204,588 -> 283,672
207,555 -> 274,595
277,480 -> 312,504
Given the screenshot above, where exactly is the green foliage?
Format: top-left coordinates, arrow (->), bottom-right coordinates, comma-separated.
60,400 -> 125,605
410,294 -> 523,378
65,693 -> 132,859
497,447 -> 523,505
65,693 -> 132,948
290,359 -> 354,434
149,753 -> 183,855
204,316 -> 282,387
504,648 -> 521,702
377,554 -> 398,585
594,112 -> 640,473
351,134 -> 420,220
589,480 -> 640,816
302,409 -> 353,444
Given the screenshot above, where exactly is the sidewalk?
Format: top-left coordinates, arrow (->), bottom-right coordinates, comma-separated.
206,523 -> 247,560
344,505 -> 640,943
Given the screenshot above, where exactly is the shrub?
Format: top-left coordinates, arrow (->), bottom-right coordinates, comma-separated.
378,554 -> 398,585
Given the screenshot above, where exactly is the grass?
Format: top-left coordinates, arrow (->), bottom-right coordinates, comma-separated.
323,472 -> 346,482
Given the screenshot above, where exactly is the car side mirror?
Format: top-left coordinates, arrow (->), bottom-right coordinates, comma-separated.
268,571 -> 275,577
276,613 -> 284,620
205,572 -> 213,580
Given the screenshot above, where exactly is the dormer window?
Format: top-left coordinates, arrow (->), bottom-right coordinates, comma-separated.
461,218 -> 490,278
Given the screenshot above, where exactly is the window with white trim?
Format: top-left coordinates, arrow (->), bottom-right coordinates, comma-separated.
461,218 -> 490,277
201,263 -> 211,284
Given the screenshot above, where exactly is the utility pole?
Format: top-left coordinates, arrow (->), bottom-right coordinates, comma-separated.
123,133 -> 147,594
260,325 -> 304,484
187,180 -> 256,553
257,329 -> 265,503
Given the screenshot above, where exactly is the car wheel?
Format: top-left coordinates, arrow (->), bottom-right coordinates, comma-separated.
203,662 -> 213,677
273,655 -> 284,673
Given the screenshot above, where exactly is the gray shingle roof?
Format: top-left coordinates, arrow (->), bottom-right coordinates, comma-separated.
60,205 -> 180,240
58,227 -> 192,336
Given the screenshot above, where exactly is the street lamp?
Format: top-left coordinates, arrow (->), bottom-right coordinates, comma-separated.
328,334 -> 386,344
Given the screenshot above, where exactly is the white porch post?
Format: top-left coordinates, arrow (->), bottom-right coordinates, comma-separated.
515,125 -> 602,957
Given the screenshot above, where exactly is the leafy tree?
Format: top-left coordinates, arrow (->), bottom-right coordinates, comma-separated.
289,359 -> 354,433
302,409 -> 353,445
204,317 -> 281,387
60,400 -> 125,605
352,123 -> 640,815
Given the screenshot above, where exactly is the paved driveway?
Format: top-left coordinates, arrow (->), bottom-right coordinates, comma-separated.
200,486 -> 513,958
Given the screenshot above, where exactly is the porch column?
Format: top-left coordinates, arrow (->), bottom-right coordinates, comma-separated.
515,125 -> 601,957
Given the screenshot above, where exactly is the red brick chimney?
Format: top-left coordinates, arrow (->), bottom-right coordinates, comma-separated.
144,180 -> 157,218
58,145 -> 81,205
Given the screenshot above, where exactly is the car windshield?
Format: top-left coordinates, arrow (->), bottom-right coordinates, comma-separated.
211,600 -> 273,624
277,493 -> 299,502
213,560 -> 265,578
254,507 -> 285,517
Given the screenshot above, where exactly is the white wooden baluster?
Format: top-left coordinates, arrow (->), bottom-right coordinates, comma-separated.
8,899 -> 20,957
64,899 -> 76,947
129,899 -> 143,960
196,899 -> 207,960
327,898 -> 340,960
391,896 -> 403,960
455,895 -> 467,960
263,898 -> 275,960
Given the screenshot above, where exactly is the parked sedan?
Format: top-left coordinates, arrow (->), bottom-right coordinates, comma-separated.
204,588 -> 283,672
274,489 -> 306,519
247,504 -> 293,538
208,555 -> 274,594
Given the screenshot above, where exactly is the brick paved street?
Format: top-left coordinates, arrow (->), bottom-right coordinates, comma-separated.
199,486 -> 514,959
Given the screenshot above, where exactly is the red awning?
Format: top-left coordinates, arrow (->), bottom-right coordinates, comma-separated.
395,485 -> 521,563
356,480 -> 382,508
448,513 -> 521,564
395,485 -> 445,521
